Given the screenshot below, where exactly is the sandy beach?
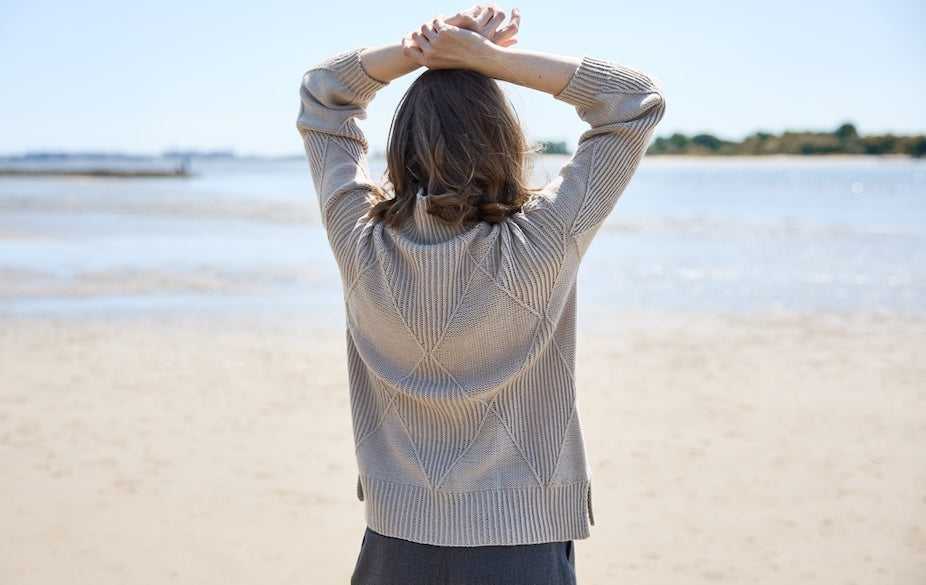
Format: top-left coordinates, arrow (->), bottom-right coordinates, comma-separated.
2,305 -> 924,584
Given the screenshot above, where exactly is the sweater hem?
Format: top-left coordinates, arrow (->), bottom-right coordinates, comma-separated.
361,476 -> 592,547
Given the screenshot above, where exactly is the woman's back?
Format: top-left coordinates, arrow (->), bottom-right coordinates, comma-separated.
296,5 -> 664,578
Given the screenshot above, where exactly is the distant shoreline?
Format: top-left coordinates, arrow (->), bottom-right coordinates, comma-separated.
0,168 -> 192,178
647,123 -> 926,158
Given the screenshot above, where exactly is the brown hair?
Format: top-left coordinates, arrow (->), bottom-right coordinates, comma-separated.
368,69 -> 536,228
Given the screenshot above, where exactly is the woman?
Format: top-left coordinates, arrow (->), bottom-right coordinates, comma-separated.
297,6 -> 664,583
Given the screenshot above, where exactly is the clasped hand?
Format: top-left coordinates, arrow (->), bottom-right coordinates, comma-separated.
402,4 -> 520,70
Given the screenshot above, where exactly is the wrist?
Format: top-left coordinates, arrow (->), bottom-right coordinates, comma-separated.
359,44 -> 420,83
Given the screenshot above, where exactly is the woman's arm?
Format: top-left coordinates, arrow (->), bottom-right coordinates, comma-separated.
403,8 -> 581,95
359,4 -> 520,83
358,44 -> 419,84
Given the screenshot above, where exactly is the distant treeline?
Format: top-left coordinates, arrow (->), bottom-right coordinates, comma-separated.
647,123 -> 926,158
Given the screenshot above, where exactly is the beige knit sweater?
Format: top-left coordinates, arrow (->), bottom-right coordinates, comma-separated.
297,50 -> 664,547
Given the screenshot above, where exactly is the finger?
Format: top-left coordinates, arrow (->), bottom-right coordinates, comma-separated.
410,31 -> 432,52
484,9 -> 506,34
433,16 -> 460,35
472,6 -> 493,28
445,13 -> 476,29
495,23 -> 517,42
402,31 -> 420,48
495,7 -> 520,43
485,3 -> 504,22
402,35 -> 425,64
507,6 -> 521,31
459,4 -> 479,21
420,22 -> 438,42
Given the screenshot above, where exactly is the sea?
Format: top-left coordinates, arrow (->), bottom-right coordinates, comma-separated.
0,155 -> 924,321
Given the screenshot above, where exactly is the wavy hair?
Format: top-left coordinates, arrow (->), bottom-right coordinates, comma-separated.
368,69 -> 536,228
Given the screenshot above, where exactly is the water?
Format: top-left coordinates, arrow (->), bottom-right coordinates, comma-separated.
0,156 -> 923,317
581,156 -> 926,314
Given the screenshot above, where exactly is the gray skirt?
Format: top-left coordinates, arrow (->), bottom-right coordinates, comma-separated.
350,528 -> 577,585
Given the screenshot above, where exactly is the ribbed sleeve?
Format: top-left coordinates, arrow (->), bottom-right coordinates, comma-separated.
296,49 -> 386,236
553,57 -> 665,238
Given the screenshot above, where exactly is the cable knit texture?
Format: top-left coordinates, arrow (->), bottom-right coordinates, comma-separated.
297,49 -> 664,547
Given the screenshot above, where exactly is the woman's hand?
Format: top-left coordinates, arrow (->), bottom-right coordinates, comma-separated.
400,5 -> 578,95
357,5 -> 517,82
401,5 -> 520,70
445,5 -> 520,47
401,19 -> 490,70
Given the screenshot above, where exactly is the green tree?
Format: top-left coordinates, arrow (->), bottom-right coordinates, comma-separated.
835,123 -> 859,142
668,133 -> 688,150
910,137 -> 926,158
691,134 -> 724,151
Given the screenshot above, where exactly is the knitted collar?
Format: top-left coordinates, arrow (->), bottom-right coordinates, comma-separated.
401,190 -> 474,244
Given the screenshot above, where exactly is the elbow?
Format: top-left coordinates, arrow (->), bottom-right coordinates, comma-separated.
632,71 -> 666,127
643,90 -> 666,128
617,90 -> 666,130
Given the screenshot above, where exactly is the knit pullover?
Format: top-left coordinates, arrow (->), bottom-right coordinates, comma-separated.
297,50 -> 664,547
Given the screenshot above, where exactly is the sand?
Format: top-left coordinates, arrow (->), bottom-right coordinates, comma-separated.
1,307 -> 924,584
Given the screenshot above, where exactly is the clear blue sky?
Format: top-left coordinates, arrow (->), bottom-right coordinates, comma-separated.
1,0 -> 923,156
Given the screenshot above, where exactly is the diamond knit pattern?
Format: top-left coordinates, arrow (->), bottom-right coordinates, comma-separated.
297,49 -> 665,546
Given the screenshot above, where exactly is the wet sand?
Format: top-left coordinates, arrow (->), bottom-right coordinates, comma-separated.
1,307 -> 924,584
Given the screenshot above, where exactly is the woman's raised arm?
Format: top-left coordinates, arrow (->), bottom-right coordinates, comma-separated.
403,7 -> 581,96
359,4 -> 521,83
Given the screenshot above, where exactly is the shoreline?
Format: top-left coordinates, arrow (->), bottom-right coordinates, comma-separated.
0,168 -> 192,178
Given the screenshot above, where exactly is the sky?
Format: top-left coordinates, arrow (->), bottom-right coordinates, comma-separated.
0,0 -> 923,157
